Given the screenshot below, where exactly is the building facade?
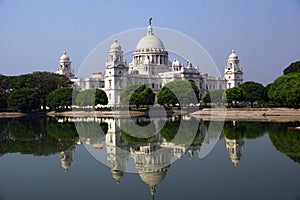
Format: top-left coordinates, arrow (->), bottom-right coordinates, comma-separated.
57,23 -> 244,106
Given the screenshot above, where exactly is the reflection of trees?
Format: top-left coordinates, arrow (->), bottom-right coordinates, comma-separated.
48,120 -> 78,141
7,118 -> 42,141
222,121 -> 267,140
120,130 -> 153,144
268,123 -> 300,163
120,118 -> 156,144
159,117 -> 201,145
0,117 -> 78,156
120,117 -> 203,145
76,121 -> 108,140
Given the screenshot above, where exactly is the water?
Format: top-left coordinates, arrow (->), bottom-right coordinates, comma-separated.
0,116 -> 300,200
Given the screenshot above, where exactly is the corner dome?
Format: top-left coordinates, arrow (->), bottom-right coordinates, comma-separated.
229,50 -> 238,59
60,51 -> 70,61
110,39 -> 122,51
136,26 -> 165,50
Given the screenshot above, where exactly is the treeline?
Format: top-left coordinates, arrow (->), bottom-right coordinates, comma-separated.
203,61 -> 300,108
0,72 -> 109,112
0,72 -> 71,112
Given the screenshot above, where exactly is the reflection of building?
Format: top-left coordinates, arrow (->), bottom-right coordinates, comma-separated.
57,20 -> 244,106
59,145 -> 75,171
105,118 -> 129,184
103,117 -> 206,196
130,132 -> 174,197
225,138 -> 244,167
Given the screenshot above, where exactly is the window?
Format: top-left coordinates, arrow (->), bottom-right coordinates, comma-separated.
109,80 -> 112,88
152,83 -> 155,89
109,94 -> 111,100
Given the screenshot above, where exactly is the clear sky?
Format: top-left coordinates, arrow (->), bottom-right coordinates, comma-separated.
0,0 -> 300,84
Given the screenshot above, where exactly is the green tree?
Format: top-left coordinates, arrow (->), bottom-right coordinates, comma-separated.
239,81 -> 267,107
283,61 -> 300,75
76,88 -> 108,107
157,80 -> 199,107
9,72 -> 71,110
0,75 -> 10,109
47,87 -> 73,111
7,88 -> 40,112
120,84 -> 155,108
202,89 -> 225,104
268,73 -> 300,107
95,88 -> 108,105
223,87 -> 244,106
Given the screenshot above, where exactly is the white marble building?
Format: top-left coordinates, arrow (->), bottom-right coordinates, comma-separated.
57,23 -> 244,106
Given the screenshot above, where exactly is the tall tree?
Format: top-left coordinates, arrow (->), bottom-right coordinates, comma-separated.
268,73 -> 300,107
239,81 -> 267,107
202,89 -> 225,104
9,72 -> 71,110
76,88 -> 108,108
157,80 -> 199,107
283,61 -> 300,75
120,84 -> 155,108
0,75 -> 11,109
7,87 -> 40,112
47,87 -> 73,111
223,87 -> 244,106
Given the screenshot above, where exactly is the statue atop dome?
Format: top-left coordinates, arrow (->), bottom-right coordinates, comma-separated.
149,17 -> 152,26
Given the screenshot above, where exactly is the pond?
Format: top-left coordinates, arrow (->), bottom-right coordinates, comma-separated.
0,116 -> 300,200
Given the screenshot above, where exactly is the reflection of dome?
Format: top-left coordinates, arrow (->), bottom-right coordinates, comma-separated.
228,50 -> 238,60
111,169 -> 124,184
60,51 -> 70,61
138,166 -> 169,196
110,39 -> 122,51
136,26 -> 165,50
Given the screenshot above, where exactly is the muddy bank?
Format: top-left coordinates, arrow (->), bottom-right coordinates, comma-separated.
0,112 -> 26,118
191,108 -> 300,122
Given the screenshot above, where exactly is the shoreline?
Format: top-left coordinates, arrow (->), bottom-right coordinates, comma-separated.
1,108 -> 300,122
191,108 -> 300,122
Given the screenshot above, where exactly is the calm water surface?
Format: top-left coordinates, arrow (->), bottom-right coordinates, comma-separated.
0,117 -> 299,200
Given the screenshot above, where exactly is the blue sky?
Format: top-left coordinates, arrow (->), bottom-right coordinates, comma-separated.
0,0 -> 300,84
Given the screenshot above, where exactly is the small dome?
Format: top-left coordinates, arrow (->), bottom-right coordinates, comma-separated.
229,50 -> 238,59
136,26 -> 165,50
60,51 -> 70,61
172,58 -> 181,67
110,39 -> 122,51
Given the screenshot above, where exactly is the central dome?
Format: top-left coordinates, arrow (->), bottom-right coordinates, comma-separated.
136,25 -> 165,50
